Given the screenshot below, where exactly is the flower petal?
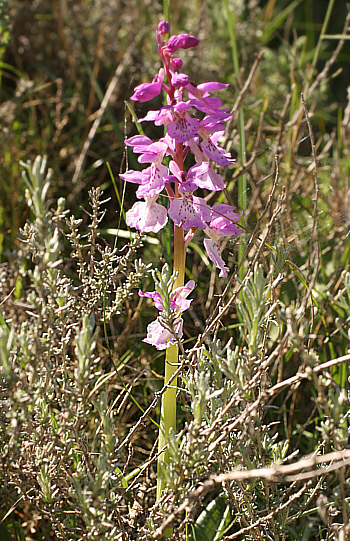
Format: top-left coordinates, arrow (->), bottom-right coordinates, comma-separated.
143,317 -> 183,350
126,198 -> 168,233
130,81 -> 161,103
203,238 -> 229,278
169,195 -> 212,230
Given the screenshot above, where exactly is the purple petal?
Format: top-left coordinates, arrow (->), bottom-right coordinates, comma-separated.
125,135 -> 153,147
199,121 -> 226,135
119,169 -> 149,185
137,141 -> 168,163
172,73 -> 190,88
167,115 -> 200,143
169,195 -> 212,230
174,101 -> 191,113
189,165 -> 226,191
210,204 -> 244,235
165,34 -> 199,53
136,163 -> 168,198
203,238 -> 229,278
158,21 -> 169,34
170,280 -> 195,311
130,82 -> 161,103
197,82 -> 229,92
138,290 -> 164,311
170,57 -> 183,70
188,162 -> 210,177
200,137 -> 234,166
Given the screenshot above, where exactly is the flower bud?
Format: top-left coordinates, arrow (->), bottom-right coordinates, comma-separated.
165,33 -> 199,54
171,73 -> 190,88
158,20 -> 169,36
157,20 -> 169,45
130,81 -> 161,103
170,57 -> 183,70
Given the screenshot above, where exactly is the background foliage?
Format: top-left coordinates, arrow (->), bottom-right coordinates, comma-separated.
1,0 -> 350,539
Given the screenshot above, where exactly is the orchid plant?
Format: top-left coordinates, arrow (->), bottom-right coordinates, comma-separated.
121,21 -> 243,500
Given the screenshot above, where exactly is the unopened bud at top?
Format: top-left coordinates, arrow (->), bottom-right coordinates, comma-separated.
157,20 -> 169,44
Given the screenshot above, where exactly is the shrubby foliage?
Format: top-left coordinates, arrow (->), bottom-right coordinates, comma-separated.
1,1 -> 350,540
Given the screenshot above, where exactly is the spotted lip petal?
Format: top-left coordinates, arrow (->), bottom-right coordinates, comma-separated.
167,114 -> 200,143
169,194 -> 212,230
200,137 -> 234,166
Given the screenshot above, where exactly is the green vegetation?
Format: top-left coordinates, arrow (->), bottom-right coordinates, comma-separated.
1,0 -> 350,539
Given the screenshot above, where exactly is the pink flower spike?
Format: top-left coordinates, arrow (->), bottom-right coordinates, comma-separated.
126,196 -> 168,233
203,238 -> 229,278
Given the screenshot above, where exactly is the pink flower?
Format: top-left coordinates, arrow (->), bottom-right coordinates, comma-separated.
201,204 -> 243,277
130,81 -> 161,103
140,279 -> 195,350
164,33 -> 199,54
199,129 -> 235,167
130,69 -> 164,103
171,73 -> 190,88
143,317 -> 183,350
167,102 -> 200,142
139,280 -> 195,313
121,139 -> 169,198
169,194 -> 212,230
126,196 -> 168,233
157,21 -> 169,45
209,204 -> 244,236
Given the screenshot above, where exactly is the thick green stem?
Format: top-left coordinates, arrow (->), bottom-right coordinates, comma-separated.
157,225 -> 185,502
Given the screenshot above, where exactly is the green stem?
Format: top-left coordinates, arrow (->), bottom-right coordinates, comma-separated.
157,147 -> 186,510
156,226 -> 185,500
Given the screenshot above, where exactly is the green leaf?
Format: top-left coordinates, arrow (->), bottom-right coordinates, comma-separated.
124,101 -> 146,136
115,466 -> 128,489
189,494 -> 231,541
261,0 -> 303,45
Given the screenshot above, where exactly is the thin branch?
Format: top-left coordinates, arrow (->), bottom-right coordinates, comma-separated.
153,449 -> 350,539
